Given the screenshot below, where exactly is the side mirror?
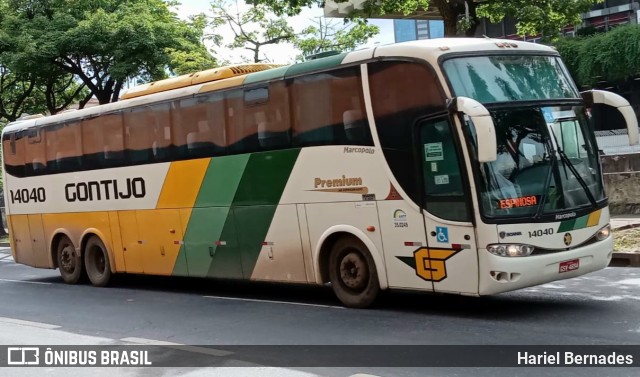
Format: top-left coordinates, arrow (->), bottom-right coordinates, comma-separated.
581,89 -> 639,146
449,97 -> 497,162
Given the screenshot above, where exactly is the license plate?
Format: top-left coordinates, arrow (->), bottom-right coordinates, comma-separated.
559,259 -> 580,273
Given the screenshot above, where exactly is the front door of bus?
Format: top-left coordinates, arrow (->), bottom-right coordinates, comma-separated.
417,116 -> 479,295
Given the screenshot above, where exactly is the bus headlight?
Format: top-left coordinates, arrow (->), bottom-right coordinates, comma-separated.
595,224 -> 611,241
487,244 -> 535,257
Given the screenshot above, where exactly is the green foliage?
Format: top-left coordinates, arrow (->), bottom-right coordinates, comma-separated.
209,0 -> 296,63
553,25 -> 640,87
477,0 -> 600,39
1,0 -> 216,106
250,0 -> 600,39
294,18 -> 379,60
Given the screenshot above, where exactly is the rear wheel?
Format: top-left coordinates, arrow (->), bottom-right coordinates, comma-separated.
84,236 -> 111,287
328,236 -> 379,308
56,236 -> 82,284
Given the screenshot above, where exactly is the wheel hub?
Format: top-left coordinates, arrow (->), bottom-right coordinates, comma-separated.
339,251 -> 368,290
60,246 -> 75,273
91,246 -> 106,275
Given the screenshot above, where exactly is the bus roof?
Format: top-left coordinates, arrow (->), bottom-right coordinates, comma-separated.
2,38 -> 556,135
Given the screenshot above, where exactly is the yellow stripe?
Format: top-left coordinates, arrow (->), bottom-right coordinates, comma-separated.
156,159 -> 210,209
586,209 -> 602,227
198,75 -> 246,94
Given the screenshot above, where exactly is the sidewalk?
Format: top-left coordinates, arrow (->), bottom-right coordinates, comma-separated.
611,215 -> 640,231
611,215 -> 640,267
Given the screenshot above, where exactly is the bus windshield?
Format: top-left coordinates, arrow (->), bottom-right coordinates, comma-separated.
442,55 -> 579,102
443,54 -> 603,219
467,105 -> 603,218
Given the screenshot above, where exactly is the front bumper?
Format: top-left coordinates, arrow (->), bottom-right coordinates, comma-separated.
478,236 -> 613,295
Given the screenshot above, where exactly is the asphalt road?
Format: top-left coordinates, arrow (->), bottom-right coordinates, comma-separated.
0,247 -> 639,377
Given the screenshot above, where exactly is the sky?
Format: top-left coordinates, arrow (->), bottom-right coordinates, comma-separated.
173,0 -> 396,64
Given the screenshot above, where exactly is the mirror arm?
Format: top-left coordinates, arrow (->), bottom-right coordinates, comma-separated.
581,89 -> 639,146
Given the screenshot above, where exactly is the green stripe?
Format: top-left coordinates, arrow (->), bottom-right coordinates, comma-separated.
243,66 -> 289,85
174,150 -> 301,279
573,215 -> 589,230
557,219 -> 576,233
285,53 -> 348,78
210,149 -> 301,278
196,155 -> 250,207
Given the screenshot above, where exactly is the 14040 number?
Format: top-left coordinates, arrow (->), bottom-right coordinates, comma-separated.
10,188 -> 46,204
529,228 -> 554,238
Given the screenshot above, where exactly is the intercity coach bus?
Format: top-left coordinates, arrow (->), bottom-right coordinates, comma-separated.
3,39 -> 638,308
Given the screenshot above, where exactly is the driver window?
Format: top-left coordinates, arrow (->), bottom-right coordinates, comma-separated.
419,117 -> 470,222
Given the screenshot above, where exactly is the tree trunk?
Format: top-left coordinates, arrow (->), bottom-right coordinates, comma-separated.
435,0 -> 480,37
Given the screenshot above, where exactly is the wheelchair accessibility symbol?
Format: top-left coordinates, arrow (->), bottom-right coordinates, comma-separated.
435,227 -> 449,243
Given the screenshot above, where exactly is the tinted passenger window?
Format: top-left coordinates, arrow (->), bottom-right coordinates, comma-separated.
82,113 -> 125,169
173,94 -> 226,159
368,60 -> 445,205
46,122 -> 82,173
2,132 -> 25,177
290,66 -> 372,147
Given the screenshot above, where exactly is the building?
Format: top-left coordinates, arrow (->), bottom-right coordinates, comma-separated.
474,0 -> 640,41
393,19 -> 445,42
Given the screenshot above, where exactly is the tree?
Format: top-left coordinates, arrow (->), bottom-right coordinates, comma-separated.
553,25 -> 640,88
208,0 -> 379,63
294,17 -> 379,60
2,0 -> 217,105
209,0 -> 296,63
249,0 -> 602,39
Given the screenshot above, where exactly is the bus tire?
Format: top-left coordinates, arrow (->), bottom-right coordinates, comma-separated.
84,236 -> 111,287
56,236 -> 82,284
328,236 -> 379,308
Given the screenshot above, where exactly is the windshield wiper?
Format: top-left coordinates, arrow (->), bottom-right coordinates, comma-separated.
534,151 -> 556,220
548,127 -> 597,208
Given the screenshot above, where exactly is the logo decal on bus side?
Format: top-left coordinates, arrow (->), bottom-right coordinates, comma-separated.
309,176 -> 368,194
396,246 -> 463,282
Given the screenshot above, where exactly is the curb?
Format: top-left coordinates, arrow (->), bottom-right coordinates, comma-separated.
610,252 -> 640,267
612,222 -> 640,231
611,223 -> 640,267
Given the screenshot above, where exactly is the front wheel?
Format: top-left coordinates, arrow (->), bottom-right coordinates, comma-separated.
84,236 -> 112,287
57,236 -> 82,284
328,236 -> 380,308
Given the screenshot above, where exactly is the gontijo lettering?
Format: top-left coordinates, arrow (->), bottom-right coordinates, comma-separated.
65,178 -> 146,202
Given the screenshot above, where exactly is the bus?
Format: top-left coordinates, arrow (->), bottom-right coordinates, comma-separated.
3,38 -> 638,308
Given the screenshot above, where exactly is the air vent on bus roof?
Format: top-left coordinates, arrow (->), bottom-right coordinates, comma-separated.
120,63 -> 283,100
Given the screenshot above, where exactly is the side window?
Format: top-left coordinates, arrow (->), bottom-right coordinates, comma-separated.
46,122 -> 82,173
369,60 -> 446,205
174,94 -> 226,159
124,107 -> 153,164
2,132 -> 25,177
244,81 -> 291,150
226,89 -> 256,154
25,128 -> 46,175
147,103 -> 174,162
419,118 -> 469,222
82,113 -> 125,169
290,66 -> 372,147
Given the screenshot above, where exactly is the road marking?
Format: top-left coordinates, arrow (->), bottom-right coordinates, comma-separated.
0,278 -> 51,285
120,337 -> 234,357
203,295 -> 345,309
0,316 -> 61,329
